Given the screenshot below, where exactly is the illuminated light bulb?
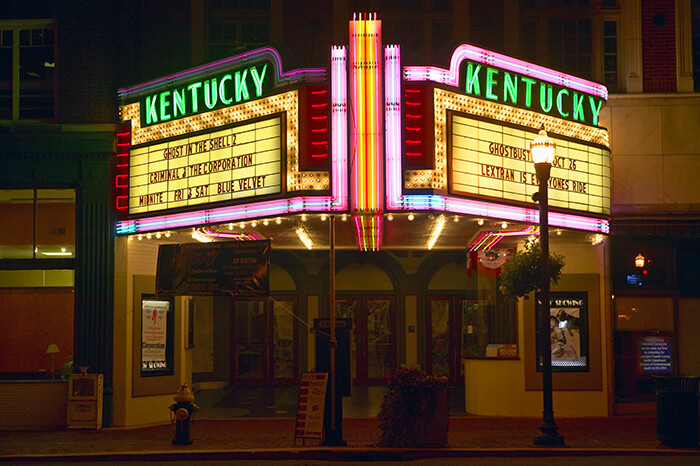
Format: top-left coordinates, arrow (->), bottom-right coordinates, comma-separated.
263,219 -> 269,226
250,220 -> 257,228
229,223 -> 234,230
128,236 -> 133,241
275,217 -> 282,225
556,230 -> 562,236
156,232 -> 162,239
477,218 -> 485,226
387,213 -> 394,221
408,213 -> 415,221
138,234 -> 143,241
165,231 -> 171,238
240,222 -> 246,229
301,214 -> 308,222
501,221 -> 508,229
453,216 -> 460,222
146,233 -> 152,239
341,214 -> 348,221
321,214 -> 327,221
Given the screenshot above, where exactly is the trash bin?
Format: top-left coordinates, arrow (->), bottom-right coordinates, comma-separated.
654,375 -> 699,447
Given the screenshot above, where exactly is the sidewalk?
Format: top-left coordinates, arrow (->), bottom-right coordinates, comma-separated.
1,416 -> 699,462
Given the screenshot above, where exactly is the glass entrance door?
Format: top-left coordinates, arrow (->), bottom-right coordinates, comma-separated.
427,296 -> 472,382
230,297 -> 297,385
336,296 -> 395,384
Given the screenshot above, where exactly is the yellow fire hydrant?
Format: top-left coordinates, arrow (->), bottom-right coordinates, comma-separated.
169,383 -> 199,445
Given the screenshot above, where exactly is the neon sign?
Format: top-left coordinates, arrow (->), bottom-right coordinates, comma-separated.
140,62 -> 272,127
460,61 -> 604,127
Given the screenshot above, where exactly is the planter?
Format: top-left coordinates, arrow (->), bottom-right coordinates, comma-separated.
377,368 -> 449,447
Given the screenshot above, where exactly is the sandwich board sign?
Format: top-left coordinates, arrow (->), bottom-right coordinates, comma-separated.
294,372 -> 328,445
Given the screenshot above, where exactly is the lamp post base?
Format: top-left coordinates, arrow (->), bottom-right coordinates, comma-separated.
534,423 -> 565,446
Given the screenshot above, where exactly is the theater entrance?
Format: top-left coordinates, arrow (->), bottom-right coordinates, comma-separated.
229,297 -> 298,385
335,295 -> 396,385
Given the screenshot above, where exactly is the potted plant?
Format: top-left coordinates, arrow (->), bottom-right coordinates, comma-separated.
499,241 -> 565,299
377,368 -> 450,447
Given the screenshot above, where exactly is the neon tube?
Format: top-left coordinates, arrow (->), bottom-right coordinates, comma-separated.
404,43 -> 608,100
331,46 -> 349,211
118,47 -> 326,99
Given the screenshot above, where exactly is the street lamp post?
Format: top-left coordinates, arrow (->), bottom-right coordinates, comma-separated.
531,125 -> 565,447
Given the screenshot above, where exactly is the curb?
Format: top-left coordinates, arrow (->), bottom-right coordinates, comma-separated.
2,447 -> 699,463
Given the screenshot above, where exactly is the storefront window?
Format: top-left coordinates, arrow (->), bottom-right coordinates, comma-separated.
0,270 -> 74,378
614,296 -> 674,401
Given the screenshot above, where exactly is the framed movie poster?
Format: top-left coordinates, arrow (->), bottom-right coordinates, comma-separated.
140,294 -> 174,377
536,291 -> 590,373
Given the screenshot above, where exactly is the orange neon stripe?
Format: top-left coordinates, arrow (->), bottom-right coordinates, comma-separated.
366,17 -> 374,211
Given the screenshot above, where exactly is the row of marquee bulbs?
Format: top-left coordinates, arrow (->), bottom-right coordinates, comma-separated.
126,213 -> 494,241
125,214 -> 602,243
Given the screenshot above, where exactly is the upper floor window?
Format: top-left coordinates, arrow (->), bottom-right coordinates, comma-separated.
0,189 -> 75,260
520,3 -> 620,92
208,1 -> 269,61
0,20 -> 56,121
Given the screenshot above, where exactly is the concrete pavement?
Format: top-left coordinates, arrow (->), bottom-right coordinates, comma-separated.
1,416 -> 699,463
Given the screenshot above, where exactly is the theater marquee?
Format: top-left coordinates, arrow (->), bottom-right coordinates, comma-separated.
128,116 -> 282,215
450,113 -> 610,216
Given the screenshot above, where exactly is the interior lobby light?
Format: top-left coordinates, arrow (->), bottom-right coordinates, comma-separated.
192,229 -> 214,243
635,253 -> 645,268
295,226 -> 313,249
427,215 -> 446,250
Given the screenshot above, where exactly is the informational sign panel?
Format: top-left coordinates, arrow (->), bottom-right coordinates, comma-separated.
141,296 -> 174,376
129,115 -> 282,215
536,291 -> 589,372
450,113 -> 611,216
638,335 -> 673,373
294,372 -> 328,445
156,240 -> 270,296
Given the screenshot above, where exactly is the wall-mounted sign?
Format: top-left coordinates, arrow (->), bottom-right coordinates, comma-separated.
141,295 -> 174,376
140,61 -> 273,127
459,60 -> 605,127
156,240 -> 270,297
450,113 -> 610,216
128,115 -> 283,215
638,335 -> 672,374
536,291 -> 589,373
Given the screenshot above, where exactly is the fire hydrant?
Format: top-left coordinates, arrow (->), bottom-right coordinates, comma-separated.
169,383 -> 199,445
